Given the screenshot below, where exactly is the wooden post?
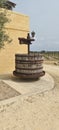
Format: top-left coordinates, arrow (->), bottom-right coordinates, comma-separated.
28,44 -> 30,54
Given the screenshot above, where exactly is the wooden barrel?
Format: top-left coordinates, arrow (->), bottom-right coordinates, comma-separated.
13,52 -> 45,79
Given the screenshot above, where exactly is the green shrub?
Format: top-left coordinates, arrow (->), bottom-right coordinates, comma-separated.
0,0 -> 12,49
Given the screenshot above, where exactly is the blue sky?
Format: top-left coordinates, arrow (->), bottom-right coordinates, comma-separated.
12,0 -> 59,51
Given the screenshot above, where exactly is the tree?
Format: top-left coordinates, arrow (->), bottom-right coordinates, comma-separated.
0,0 -> 11,49
1,0 -> 16,10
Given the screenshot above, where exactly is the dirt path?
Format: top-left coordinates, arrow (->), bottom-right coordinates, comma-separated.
44,64 -> 59,89
0,64 -> 59,130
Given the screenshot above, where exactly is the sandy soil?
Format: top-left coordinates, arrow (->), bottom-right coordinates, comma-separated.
0,81 -> 20,101
0,63 -> 59,130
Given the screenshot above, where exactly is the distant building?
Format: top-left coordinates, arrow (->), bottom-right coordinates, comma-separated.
3,1 -> 16,10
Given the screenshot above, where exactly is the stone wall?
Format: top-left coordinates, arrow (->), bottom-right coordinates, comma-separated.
0,10 -> 29,74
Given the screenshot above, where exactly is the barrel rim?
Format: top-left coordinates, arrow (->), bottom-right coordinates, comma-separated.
13,70 -> 45,79
15,54 -> 42,57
